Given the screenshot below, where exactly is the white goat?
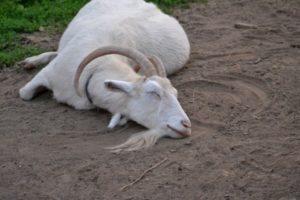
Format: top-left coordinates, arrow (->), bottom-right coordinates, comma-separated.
19,0 -> 191,152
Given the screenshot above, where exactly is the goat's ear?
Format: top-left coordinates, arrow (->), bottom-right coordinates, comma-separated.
104,80 -> 134,94
145,80 -> 163,96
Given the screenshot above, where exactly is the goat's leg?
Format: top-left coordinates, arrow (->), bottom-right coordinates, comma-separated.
19,52 -> 57,69
118,117 -> 128,126
108,114 -> 129,129
108,113 -> 122,129
19,68 -> 50,100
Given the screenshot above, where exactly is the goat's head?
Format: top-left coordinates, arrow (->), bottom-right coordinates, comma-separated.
105,76 -> 191,138
74,46 -> 191,151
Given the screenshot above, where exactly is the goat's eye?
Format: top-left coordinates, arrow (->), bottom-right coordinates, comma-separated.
148,91 -> 161,99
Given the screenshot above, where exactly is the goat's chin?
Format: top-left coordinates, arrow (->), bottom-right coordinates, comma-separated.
106,129 -> 163,153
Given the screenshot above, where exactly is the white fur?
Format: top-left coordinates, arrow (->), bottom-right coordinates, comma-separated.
108,113 -> 122,129
19,0 -> 191,151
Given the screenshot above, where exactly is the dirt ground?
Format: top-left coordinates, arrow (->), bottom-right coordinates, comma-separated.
0,0 -> 299,199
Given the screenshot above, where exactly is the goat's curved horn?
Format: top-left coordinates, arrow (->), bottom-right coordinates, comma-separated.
74,46 -> 157,96
148,56 -> 167,77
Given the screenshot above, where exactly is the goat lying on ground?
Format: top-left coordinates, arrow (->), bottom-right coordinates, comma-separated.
19,0 -> 191,152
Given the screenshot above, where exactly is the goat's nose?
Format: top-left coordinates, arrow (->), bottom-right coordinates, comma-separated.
181,120 -> 191,128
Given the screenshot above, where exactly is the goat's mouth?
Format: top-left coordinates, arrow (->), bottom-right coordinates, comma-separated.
167,125 -> 191,138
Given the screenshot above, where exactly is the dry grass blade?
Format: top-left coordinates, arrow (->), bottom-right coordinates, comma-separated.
120,158 -> 168,191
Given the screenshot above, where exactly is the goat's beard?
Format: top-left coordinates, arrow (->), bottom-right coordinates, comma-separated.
106,129 -> 163,153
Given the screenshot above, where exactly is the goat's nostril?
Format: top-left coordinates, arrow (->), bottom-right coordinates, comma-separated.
181,120 -> 191,128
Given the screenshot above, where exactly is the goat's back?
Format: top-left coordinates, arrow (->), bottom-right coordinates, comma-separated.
58,0 -> 190,74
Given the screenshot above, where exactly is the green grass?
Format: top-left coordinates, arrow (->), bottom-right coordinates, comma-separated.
0,0 -> 205,68
148,0 -> 206,12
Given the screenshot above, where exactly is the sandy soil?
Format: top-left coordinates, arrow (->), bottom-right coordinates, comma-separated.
0,0 -> 299,199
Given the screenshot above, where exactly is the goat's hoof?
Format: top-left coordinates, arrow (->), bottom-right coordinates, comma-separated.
19,87 -> 33,101
18,60 -> 36,70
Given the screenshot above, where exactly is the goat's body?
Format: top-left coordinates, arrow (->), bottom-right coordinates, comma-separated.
20,0 -> 190,111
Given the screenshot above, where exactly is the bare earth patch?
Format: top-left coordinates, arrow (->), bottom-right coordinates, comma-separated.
0,0 -> 299,199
